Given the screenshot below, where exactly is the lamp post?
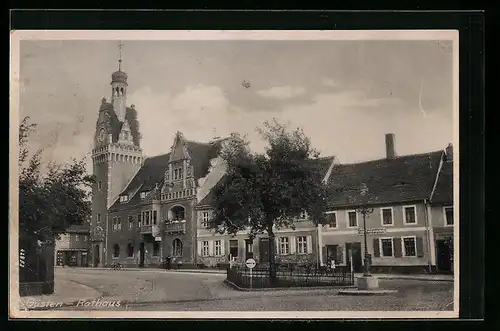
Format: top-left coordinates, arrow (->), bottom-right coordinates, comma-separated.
357,184 -> 374,277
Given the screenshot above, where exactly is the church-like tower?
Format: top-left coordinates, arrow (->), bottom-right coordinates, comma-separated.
90,44 -> 144,267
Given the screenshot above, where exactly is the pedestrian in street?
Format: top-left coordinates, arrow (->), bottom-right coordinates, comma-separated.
166,255 -> 172,270
177,259 -> 183,270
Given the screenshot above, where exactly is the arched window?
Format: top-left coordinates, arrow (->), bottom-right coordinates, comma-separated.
127,243 -> 134,257
113,244 -> 120,258
169,206 -> 185,222
173,238 -> 183,257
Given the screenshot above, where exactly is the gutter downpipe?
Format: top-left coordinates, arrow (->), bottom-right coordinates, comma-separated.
317,224 -> 323,267
423,198 -> 434,273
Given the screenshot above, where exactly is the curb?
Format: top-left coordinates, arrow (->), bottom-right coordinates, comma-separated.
374,276 -> 453,282
223,279 -> 356,292
338,289 -> 399,296
58,267 -> 227,274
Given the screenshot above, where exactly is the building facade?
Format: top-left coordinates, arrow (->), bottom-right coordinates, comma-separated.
54,224 -> 90,267
195,157 -> 336,268
318,134 -> 454,274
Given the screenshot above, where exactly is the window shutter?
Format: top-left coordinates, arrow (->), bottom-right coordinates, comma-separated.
321,246 -> 327,264
336,245 -> 344,264
306,235 -> 312,254
289,236 -> 296,254
275,237 -> 280,255
208,240 -> 214,256
416,237 -> 424,257
393,238 -> 402,258
373,238 -> 380,258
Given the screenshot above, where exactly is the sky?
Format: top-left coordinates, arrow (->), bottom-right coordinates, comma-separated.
18,38 -> 455,173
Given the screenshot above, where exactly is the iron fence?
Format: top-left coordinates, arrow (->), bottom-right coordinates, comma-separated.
227,264 -> 354,288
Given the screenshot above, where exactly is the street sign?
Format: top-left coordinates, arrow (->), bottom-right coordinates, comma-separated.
245,258 -> 256,269
357,228 -> 387,235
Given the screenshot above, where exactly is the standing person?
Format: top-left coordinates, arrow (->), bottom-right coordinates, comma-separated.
177,259 -> 183,270
166,255 -> 172,270
330,258 -> 336,273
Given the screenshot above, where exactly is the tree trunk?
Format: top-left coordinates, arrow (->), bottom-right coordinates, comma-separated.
267,225 -> 277,285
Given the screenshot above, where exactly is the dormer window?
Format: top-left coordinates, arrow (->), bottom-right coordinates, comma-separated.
299,210 -> 308,220
119,195 -> 129,203
140,191 -> 149,200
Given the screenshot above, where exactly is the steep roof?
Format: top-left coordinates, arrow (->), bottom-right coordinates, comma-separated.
327,151 -> 444,208
430,159 -> 453,205
99,101 -> 141,146
66,224 -> 90,234
197,156 -> 335,209
109,140 -> 224,211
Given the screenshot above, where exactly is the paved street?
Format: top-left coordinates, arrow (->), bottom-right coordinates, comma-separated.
37,267 -> 453,311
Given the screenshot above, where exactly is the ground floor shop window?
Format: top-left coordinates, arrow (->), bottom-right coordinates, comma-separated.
380,238 -> 394,257
402,237 -> 416,256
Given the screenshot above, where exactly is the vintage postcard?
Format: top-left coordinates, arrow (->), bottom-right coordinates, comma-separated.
10,30 -> 459,319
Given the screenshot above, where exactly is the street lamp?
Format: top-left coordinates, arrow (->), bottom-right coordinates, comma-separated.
357,184 -> 374,277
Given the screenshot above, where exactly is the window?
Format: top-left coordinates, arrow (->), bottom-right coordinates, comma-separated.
325,212 -> 337,228
347,210 -> 358,227
153,242 -> 160,256
173,238 -> 183,257
137,214 -> 142,228
75,235 -> 79,242
297,236 -> 308,254
172,206 -> 185,221
117,217 -> 122,230
381,208 -> 393,226
202,241 -> 209,256
403,206 -> 417,224
140,191 -> 148,200
214,240 -> 222,256
112,217 -> 117,231
380,238 -> 394,257
145,211 -> 150,225
97,213 -> 101,224
119,195 -> 128,203
97,181 -> 102,190
127,243 -> 134,257
229,240 -> 238,258
83,236 -> 87,242
128,216 -> 133,230
444,206 -> 454,226
402,237 -> 416,257
153,210 -> 157,225
113,244 -> 120,258
202,211 -> 210,227
173,168 -> 183,180
299,210 -> 308,220
278,237 -> 290,255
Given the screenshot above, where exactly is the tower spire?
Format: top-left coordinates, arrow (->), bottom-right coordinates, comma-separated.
118,41 -> 124,71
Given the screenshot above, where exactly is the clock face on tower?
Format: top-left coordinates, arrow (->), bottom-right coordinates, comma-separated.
98,128 -> 106,142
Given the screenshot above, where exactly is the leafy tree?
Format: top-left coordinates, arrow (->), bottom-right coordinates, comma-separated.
209,119 -> 334,283
18,116 -> 94,253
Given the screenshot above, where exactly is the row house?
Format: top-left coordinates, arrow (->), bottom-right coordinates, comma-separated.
195,157 -> 337,268
54,224 -> 90,267
318,134 -> 454,274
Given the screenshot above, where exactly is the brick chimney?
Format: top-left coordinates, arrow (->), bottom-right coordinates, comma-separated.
445,143 -> 453,162
385,133 -> 396,159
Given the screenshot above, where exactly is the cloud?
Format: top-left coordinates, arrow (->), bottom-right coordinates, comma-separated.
256,85 -> 307,100
321,78 -> 341,88
128,84 -> 233,157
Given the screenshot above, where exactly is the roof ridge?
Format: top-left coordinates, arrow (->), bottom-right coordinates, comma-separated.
337,150 -> 443,166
